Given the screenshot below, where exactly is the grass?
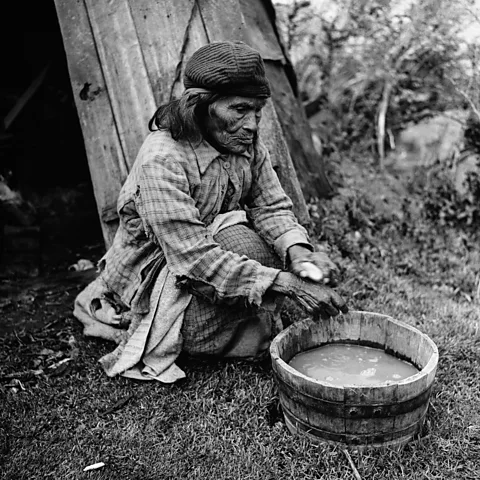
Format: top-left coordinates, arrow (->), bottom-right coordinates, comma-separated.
1,156 -> 480,479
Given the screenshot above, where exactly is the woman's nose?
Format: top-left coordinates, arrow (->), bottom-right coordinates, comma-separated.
243,112 -> 258,133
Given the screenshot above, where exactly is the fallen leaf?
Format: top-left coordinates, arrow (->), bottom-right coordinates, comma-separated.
83,462 -> 105,472
39,348 -> 55,356
49,359 -> 73,377
48,358 -> 72,370
100,393 -> 134,416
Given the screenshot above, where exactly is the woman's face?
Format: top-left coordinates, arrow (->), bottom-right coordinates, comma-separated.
205,96 -> 267,154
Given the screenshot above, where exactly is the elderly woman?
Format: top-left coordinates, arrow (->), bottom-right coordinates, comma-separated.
74,41 -> 347,382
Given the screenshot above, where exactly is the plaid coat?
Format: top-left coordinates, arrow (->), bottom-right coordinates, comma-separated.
98,129 -> 312,314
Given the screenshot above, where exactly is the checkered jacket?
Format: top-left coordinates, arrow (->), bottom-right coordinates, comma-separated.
99,130 -> 312,313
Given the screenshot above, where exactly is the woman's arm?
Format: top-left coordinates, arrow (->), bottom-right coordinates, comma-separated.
135,155 -> 280,306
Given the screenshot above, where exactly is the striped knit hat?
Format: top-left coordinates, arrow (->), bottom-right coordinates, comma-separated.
184,41 -> 271,98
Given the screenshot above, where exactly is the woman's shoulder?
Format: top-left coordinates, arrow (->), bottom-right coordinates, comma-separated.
129,130 -> 194,172
139,130 -> 188,159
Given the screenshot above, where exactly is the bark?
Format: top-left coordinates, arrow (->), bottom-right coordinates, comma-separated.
377,79 -> 394,169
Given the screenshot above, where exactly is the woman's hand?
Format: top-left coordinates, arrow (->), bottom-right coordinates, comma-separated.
288,245 -> 339,286
270,272 -> 348,319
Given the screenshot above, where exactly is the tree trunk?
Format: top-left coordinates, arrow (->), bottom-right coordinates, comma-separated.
377,79 -> 394,170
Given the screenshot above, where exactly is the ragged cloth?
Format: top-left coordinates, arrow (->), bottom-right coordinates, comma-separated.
74,210 -> 259,383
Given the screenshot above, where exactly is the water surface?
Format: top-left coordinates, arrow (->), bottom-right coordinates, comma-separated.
289,343 -> 419,386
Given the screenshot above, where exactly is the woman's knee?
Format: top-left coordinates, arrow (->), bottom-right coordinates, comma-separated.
213,224 -> 282,268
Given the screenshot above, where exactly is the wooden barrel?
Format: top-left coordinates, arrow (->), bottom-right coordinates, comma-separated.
270,311 -> 438,450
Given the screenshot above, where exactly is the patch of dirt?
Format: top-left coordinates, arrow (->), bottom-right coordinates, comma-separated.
0,185 -> 104,335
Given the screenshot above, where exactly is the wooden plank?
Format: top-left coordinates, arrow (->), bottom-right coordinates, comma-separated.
264,62 -> 334,199
419,334 -> 439,388
166,4 -> 211,100
129,0 -> 194,104
258,0 -> 299,91
84,0 -> 157,166
393,402 -> 429,431
198,0 -> 283,61
279,380 -> 346,434
307,408 -> 346,435
197,0 -> 250,44
324,312 -> 361,342
385,318 -> 422,365
237,0 -> 285,61
345,415 -> 395,437
259,100 -> 310,224
359,311 -> 388,347
344,382 -> 398,407
129,0 -> 204,104
53,0 -> 128,246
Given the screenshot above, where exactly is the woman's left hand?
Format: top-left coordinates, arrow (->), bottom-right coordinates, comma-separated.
288,245 -> 339,286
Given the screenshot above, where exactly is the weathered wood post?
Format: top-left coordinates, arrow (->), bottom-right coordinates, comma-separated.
54,0 -> 323,248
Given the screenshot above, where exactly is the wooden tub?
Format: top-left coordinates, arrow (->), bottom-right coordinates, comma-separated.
270,311 -> 438,449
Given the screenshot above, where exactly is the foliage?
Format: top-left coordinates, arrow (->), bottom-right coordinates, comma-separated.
419,169 -> 480,229
464,114 -> 480,152
305,146 -> 480,304
274,0 -> 480,162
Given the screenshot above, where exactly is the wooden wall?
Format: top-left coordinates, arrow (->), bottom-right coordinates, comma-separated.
54,0 -> 316,247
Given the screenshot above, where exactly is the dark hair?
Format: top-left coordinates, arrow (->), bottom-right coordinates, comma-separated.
148,91 -> 225,144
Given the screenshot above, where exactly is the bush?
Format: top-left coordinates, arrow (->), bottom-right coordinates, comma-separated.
415,168 -> 480,230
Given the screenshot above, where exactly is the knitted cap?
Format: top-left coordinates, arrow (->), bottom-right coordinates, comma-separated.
184,41 -> 271,98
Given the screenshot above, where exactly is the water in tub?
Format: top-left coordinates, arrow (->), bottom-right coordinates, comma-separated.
289,344 -> 419,386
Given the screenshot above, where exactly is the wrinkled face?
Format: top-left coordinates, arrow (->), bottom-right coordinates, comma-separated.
205,96 -> 267,154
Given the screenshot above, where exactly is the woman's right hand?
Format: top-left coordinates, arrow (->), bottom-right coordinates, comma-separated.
270,272 -> 348,319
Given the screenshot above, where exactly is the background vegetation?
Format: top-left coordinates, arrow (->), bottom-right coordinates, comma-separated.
274,0 -> 480,164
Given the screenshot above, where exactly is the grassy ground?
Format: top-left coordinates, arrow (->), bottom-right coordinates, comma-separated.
1,156 -> 479,479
